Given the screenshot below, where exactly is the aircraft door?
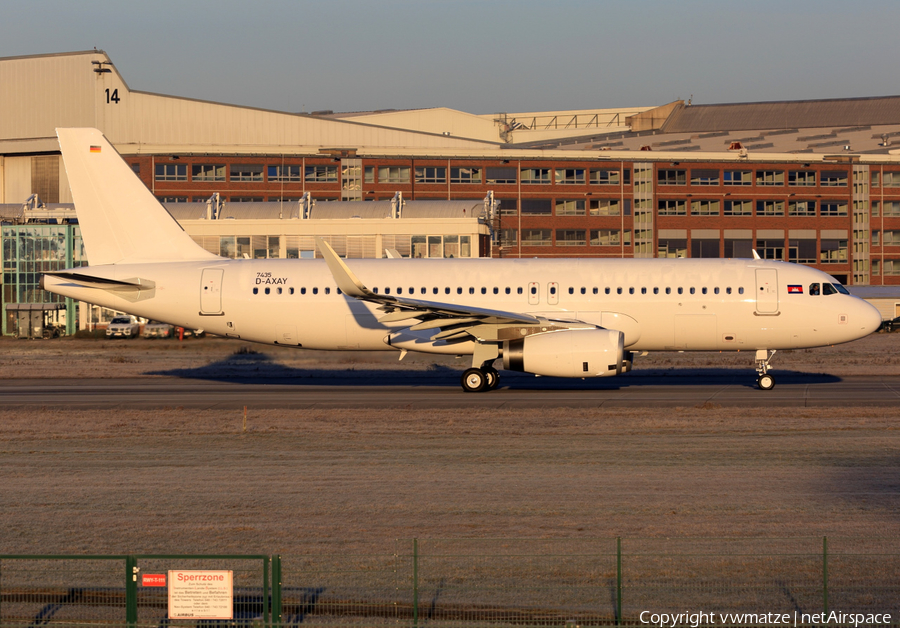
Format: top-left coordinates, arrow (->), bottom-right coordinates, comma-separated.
200,268 -> 224,315
547,282 -> 559,305
528,281 -> 540,305
755,269 -> 779,314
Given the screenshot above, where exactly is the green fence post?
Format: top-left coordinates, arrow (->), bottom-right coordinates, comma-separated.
272,555 -> 282,628
616,537 -> 622,626
263,555 -> 270,628
125,555 -> 138,628
413,539 -> 419,628
823,536 -> 828,615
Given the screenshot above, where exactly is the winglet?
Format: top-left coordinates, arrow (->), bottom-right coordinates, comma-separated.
316,237 -> 370,298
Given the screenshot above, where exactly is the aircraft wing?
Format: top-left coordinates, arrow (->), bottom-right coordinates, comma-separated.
316,238 -> 545,332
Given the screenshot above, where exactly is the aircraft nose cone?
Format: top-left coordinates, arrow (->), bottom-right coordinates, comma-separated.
859,300 -> 883,335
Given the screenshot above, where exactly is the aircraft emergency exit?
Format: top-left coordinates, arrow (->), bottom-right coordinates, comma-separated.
42,128 -> 882,392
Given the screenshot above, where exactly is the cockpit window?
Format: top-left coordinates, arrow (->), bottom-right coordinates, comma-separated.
809,283 -> 820,296
823,283 -> 838,295
833,283 -> 850,295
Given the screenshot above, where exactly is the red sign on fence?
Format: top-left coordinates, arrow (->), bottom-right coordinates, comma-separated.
142,574 -> 167,587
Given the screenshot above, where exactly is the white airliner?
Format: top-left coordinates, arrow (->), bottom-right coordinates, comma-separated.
42,128 -> 882,392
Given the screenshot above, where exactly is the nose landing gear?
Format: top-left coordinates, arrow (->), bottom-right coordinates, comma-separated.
755,349 -> 776,390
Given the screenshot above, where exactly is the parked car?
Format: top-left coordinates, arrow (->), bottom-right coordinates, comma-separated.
143,320 -> 174,339
880,316 -> 900,333
106,315 -> 141,338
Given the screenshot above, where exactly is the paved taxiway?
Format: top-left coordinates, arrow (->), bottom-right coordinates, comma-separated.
3,373 -> 900,408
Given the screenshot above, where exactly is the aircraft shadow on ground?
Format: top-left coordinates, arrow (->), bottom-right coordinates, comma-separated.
147,351 -> 842,389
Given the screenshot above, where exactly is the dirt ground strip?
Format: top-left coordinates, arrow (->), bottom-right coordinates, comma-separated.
1,405 -> 899,555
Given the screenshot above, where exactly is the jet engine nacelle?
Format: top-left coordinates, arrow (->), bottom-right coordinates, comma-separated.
503,329 -> 625,378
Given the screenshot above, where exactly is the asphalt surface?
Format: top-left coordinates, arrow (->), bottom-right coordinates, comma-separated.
4,372 -> 900,408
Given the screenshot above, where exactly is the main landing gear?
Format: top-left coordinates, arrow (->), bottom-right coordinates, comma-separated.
755,349 -> 776,390
461,366 -> 500,393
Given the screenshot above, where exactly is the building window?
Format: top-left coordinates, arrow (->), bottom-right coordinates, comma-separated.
725,239 -> 753,258
155,164 -> 187,181
882,172 -> 900,187
521,199 -> 552,215
658,239 -> 687,258
788,170 -> 816,186
591,229 -> 621,246
556,229 -> 586,246
231,197 -> 264,202
485,167 -> 517,184
590,169 -> 620,185
881,260 -> 900,275
882,231 -> 900,246
723,200 -> 752,216
378,166 -> 410,184
268,165 -> 302,182
364,166 -> 375,183
497,199 -> 518,215
788,239 -> 817,264
555,168 -> 585,185
521,168 -> 551,184
690,200 -> 720,215
450,167 -> 482,184
230,164 -> 264,182
658,169 -> 686,185
130,163 -> 141,175
723,170 -> 752,185
589,199 -> 622,216
757,239 -> 785,260
521,229 -> 552,246
414,166 -> 446,183
756,200 -> 785,216
691,239 -> 720,258
821,170 -> 848,186
820,201 -> 849,216
500,229 -> 518,246
555,199 -> 585,216
690,169 -> 719,185
820,240 -> 848,264
788,200 -> 816,216
192,164 -> 226,182
306,165 -> 339,182
157,196 -> 187,202
658,200 -> 687,215
756,170 -> 784,186
342,164 -> 361,192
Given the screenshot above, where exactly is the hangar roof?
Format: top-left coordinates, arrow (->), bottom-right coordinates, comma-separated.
662,96 -> 900,134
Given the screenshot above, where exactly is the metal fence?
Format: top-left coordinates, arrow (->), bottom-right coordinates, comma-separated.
1,538 -> 898,628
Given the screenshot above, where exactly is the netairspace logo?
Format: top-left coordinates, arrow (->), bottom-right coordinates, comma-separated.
639,610 -> 892,627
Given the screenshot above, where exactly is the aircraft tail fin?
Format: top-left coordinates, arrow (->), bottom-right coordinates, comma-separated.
56,128 -> 218,265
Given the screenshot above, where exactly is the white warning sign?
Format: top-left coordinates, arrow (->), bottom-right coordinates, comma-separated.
167,570 -> 233,619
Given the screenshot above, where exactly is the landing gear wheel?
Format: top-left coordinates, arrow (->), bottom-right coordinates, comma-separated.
461,368 -> 487,393
484,367 -> 499,390
757,374 -> 775,391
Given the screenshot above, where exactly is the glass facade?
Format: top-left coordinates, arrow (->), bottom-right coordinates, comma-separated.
2,225 -> 84,336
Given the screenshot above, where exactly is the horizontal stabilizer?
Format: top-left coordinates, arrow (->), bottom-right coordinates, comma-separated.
43,271 -> 155,291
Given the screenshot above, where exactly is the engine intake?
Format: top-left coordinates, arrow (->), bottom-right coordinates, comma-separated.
503,329 -> 625,378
